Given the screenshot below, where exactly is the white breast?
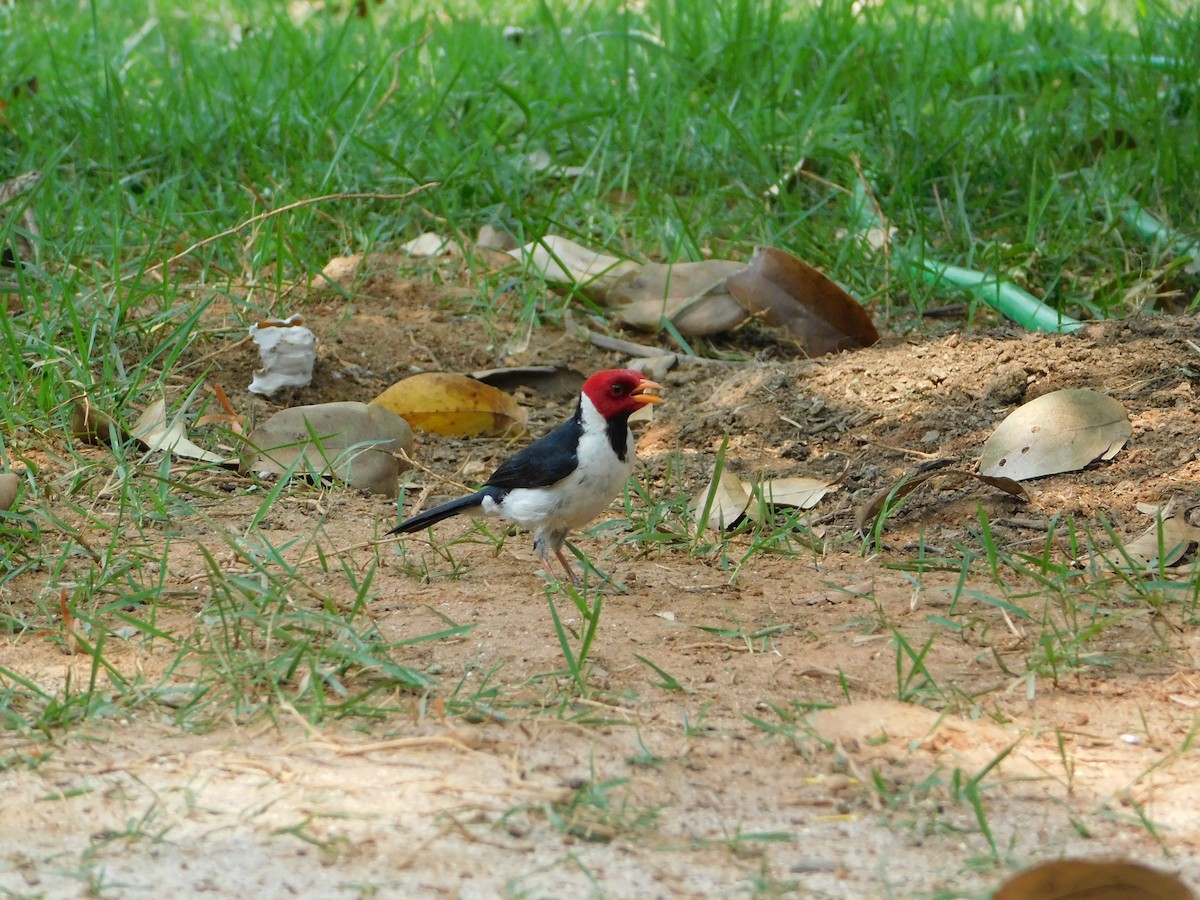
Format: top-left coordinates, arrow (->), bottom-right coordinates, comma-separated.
480,395 -> 635,533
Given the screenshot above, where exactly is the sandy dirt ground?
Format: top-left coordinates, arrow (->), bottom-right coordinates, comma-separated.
2,261 -> 1199,898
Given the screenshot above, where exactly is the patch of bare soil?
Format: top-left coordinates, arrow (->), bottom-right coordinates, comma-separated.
3,268 -> 1200,898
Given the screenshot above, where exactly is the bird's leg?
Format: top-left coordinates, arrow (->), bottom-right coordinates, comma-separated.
540,555 -> 562,582
535,529 -> 578,585
554,547 -> 579,586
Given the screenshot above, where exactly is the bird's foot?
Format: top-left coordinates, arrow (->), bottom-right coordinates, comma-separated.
553,546 -> 626,593
541,554 -> 579,587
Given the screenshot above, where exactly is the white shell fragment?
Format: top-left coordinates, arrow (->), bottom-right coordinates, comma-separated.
248,315 -> 317,396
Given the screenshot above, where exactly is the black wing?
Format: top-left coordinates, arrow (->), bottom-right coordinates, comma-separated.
484,412 -> 582,492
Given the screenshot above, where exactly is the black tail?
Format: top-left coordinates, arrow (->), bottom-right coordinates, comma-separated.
388,491 -> 489,535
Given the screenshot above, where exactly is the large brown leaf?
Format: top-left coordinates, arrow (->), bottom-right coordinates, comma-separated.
242,401 -> 414,497
0,472 -> 19,511
995,859 -> 1194,900
726,246 -> 879,355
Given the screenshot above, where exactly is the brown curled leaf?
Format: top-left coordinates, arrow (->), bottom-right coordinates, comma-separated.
726,245 -> 879,355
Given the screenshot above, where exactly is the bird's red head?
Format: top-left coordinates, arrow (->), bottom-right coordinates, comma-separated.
581,369 -> 664,420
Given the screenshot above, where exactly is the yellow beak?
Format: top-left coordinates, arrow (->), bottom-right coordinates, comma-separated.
631,379 -> 664,405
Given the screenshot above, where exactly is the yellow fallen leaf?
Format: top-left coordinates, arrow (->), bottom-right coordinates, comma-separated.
372,372 -> 528,437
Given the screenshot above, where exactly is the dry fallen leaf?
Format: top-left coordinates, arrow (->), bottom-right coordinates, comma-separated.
133,399 -> 233,465
372,372 -> 528,437
694,467 -> 835,531
507,235 -> 638,300
1107,503 -> 1200,570
609,260 -> 750,336
194,384 -> 247,435
318,252 -> 416,290
627,354 -> 677,383
476,225 -> 519,252
692,469 -> 751,532
979,388 -> 1131,481
320,253 -> 364,288
470,365 -> 585,398
525,148 -> 587,179
71,398 -> 130,446
242,401 -> 414,497
726,245 -> 879,355
994,859 -> 1194,900
400,232 -> 452,257
744,476 -> 833,521
0,472 -> 19,511
856,466 -> 1027,534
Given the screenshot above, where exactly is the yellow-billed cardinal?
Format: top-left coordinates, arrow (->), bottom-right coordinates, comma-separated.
389,369 -> 663,581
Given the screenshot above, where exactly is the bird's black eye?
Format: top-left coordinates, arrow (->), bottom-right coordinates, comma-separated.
611,383 -> 626,395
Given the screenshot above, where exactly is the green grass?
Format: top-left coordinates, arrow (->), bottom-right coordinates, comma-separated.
4,1 -> 1198,324
3,0 -> 1196,466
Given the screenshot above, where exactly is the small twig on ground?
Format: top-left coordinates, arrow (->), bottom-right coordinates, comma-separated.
993,518 -> 1052,531
323,735 -> 481,756
396,448 -> 476,495
583,328 -> 741,365
861,438 -> 941,460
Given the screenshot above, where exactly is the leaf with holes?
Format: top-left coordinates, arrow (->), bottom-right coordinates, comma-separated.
979,389 -> 1131,481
